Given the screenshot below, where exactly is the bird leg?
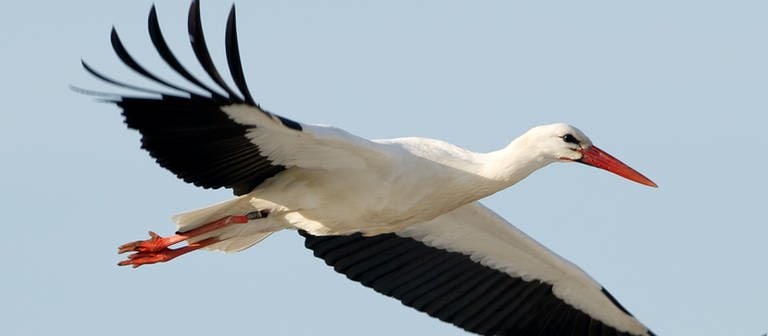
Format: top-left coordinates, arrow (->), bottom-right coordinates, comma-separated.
118,236 -> 220,268
117,211 -> 268,268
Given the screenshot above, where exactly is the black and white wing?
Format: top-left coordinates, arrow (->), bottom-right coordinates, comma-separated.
81,1 -> 391,195
301,202 -> 654,336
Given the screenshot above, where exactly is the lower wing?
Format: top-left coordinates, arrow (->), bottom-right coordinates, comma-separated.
301,202 -> 653,336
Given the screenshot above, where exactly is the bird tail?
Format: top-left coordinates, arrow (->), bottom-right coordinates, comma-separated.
171,196 -> 281,253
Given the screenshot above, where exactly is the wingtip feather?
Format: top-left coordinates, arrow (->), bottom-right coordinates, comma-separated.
186,0 -> 243,102
224,2 -> 257,106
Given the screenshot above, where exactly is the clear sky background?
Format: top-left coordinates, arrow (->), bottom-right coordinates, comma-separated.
1,1 -> 766,335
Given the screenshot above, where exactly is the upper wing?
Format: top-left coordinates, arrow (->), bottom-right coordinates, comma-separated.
301,202 -> 654,336
80,1 -> 391,195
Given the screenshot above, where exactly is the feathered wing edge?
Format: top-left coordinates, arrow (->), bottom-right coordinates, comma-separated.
82,1 -> 261,106
300,202 -> 655,336
78,1 -> 301,194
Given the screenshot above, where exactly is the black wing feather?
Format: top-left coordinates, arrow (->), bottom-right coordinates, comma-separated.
187,0 -> 243,102
110,28 -> 190,94
225,6 -> 257,106
117,95 -> 283,194
147,5 -> 226,99
300,231 -> 648,336
81,1 -> 304,195
81,60 -> 167,96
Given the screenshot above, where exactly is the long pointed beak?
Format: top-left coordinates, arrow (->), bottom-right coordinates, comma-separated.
578,146 -> 658,187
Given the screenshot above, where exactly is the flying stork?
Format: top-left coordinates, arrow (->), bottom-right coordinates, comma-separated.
80,1 -> 658,335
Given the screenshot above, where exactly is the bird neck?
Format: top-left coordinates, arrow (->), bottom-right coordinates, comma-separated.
481,137 -> 554,187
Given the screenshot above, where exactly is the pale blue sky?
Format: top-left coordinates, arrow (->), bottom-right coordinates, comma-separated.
2,1 -> 766,335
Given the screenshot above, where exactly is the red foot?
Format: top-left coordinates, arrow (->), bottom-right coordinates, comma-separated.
117,214 -> 250,268
118,237 -> 219,268
117,231 -> 186,254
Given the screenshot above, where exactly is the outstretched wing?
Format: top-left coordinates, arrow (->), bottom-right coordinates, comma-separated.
301,202 -> 654,336
81,1 -> 391,195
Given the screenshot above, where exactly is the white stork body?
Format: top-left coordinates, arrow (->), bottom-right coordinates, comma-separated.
80,2 -> 658,335
193,105 -> 540,239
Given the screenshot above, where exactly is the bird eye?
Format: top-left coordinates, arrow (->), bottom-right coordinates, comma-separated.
561,134 -> 580,145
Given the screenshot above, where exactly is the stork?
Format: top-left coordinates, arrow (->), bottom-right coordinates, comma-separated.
80,1 -> 658,335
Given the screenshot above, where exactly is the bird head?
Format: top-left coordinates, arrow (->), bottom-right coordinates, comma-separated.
529,123 -> 657,187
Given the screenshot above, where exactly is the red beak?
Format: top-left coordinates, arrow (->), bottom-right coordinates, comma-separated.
578,146 -> 657,187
